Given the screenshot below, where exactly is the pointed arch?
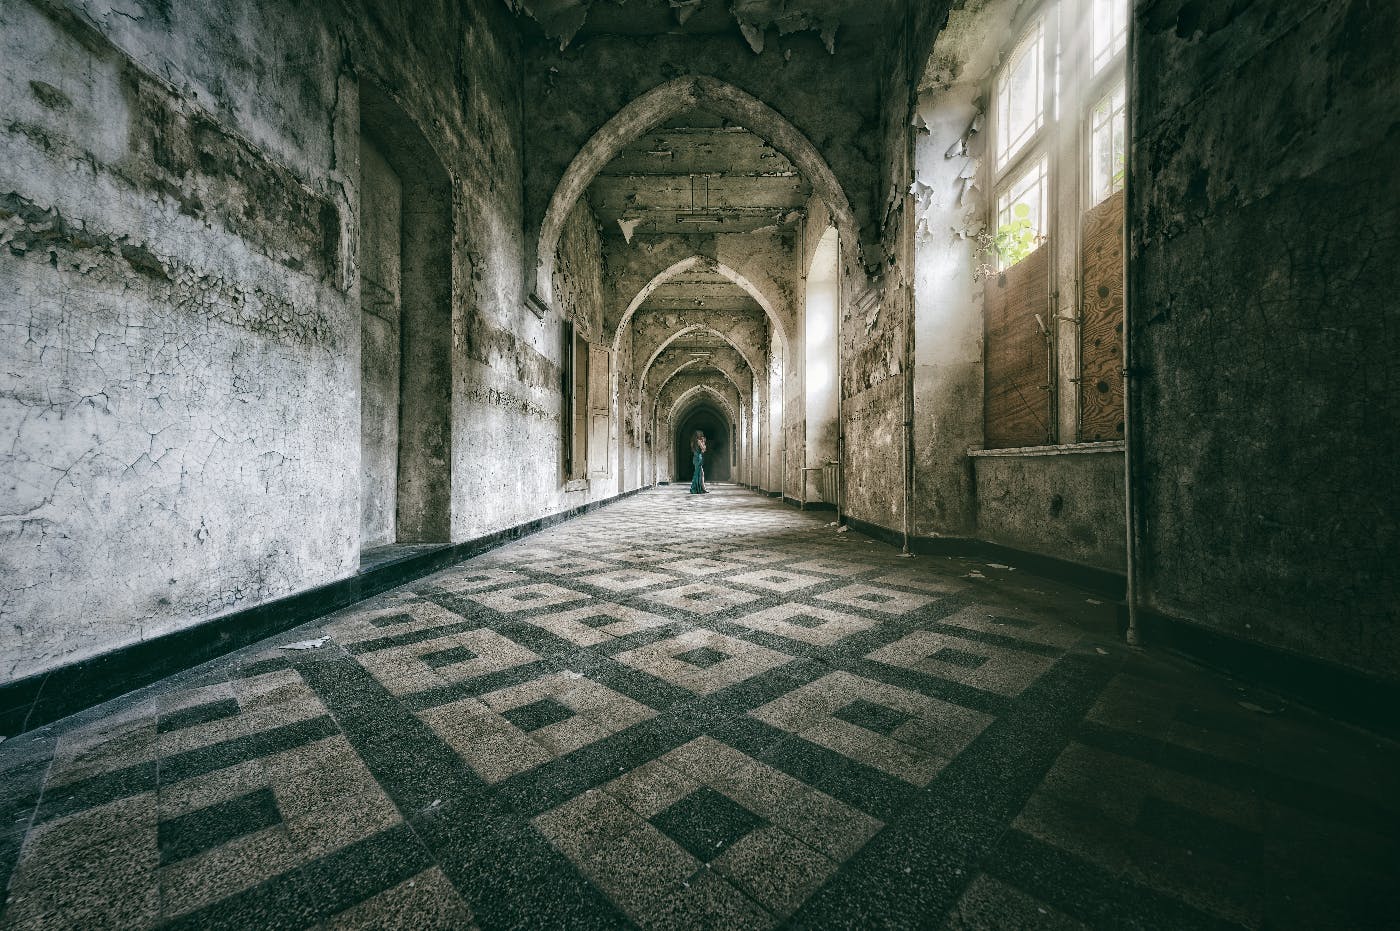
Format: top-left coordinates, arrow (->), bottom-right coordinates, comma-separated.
613,255 -> 787,353
533,75 -> 865,308
639,324 -> 760,390
668,382 -> 741,427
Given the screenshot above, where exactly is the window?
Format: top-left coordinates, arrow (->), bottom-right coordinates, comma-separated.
995,155 -> 1049,268
561,318 -> 612,481
562,320 -> 589,480
994,21 -> 1044,170
1089,82 -> 1126,204
1091,0 -> 1127,74
979,0 -> 1129,448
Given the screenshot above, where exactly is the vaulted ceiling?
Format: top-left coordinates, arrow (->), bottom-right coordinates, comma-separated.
586,109 -> 810,238
634,268 -> 767,313
506,0 -> 899,51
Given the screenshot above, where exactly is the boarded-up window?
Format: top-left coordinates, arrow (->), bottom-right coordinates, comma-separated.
587,344 -> 611,477
984,243 -> 1052,448
1079,190 -> 1125,441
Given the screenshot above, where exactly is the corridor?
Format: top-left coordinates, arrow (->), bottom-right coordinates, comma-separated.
2,488 -> 1395,929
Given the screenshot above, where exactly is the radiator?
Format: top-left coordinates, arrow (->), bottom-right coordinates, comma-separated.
801,460 -> 841,508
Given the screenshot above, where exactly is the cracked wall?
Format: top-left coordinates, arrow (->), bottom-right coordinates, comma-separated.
0,0 -> 527,684
1130,0 -> 1399,678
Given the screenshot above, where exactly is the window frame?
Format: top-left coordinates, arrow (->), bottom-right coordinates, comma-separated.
991,7 -> 1060,270
981,0 -> 1131,445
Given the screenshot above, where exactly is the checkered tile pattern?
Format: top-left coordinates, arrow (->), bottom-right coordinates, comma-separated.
2,486 -> 1395,929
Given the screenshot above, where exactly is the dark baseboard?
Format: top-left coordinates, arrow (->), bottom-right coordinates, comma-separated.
1133,607 -> 1400,740
840,515 -> 1127,600
0,485 -> 653,738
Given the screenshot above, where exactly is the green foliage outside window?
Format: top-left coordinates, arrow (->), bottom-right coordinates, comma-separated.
993,202 -> 1039,266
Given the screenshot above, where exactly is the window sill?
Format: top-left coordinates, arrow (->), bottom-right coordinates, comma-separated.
967,440 -> 1124,459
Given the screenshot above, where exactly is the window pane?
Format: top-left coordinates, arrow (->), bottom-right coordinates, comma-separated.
996,22 -> 1044,169
1090,82 -> 1126,204
1092,0 -> 1127,73
995,154 -> 1049,268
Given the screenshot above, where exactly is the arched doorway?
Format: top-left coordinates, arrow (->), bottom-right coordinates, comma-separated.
675,404 -> 732,484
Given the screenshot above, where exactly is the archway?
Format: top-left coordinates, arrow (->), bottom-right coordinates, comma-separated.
614,256 -> 788,356
533,76 -> 865,309
804,226 -> 840,502
358,81 -> 452,555
639,323 -> 761,388
675,403 -> 732,484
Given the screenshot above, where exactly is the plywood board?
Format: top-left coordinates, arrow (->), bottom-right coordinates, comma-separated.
984,244 -> 1052,449
1079,191 -> 1125,442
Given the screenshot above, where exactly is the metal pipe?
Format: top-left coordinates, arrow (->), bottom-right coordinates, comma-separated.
1122,7 -> 1142,646
836,234 -> 846,526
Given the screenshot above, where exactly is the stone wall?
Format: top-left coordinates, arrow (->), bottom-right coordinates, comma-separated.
971,447 -> 1126,572
0,0 -> 533,684
1130,0 -> 1399,678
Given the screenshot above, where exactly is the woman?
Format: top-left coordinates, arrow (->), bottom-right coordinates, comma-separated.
689,430 -> 707,494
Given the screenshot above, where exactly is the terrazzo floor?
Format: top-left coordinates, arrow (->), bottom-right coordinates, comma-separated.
1,485 -> 1396,929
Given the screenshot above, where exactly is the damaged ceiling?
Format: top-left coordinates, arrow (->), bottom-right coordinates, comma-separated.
635,269 -> 767,313
503,0 -> 897,52
588,109 -> 811,238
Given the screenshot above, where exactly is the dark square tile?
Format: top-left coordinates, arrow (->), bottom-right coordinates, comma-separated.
501,698 -> 576,733
674,647 -> 730,669
158,697 -> 241,733
421,645 -> 478,668
650,786 -> 766,863
853,592 -> 897,604
158,787 -> 282,866
833,698 -> 913,736
929,647 -> 989,669
785,614 -> 828,629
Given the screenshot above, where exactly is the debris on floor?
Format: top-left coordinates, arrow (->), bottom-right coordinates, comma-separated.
280,637 -> 330,650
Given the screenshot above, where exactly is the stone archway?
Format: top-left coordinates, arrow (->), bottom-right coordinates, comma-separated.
532,76 -> 865,309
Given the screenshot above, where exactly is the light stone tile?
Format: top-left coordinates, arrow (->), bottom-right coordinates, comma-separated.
533,737 -> 881,930
614,630 -> 792,696
729,603 -> 875,646
467,582 -> 592,613
518,555 -> 617,576
937,604 -> 1083,649
421,567 -> 527,594
866,629 -> 1055,696
728,569 -> 828,594
641,581 -> 763,616
815,583 -> 935,616
786,558 -> 870,577
749,671 -> 992,785
575,568 -> 677,593
658,557 -> 749,577
420,672 -> 656,783
516,602 -> 675,647
324,600 -> 468,645
354,628 -> 540,695
324,867 -> 477,931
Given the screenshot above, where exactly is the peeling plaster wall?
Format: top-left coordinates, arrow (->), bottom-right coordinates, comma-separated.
1130,0 -> 1400,678
552,200 -> 605,340
910,87 -> 982,537
0,0 -> 528,684
835,3 -> 947,530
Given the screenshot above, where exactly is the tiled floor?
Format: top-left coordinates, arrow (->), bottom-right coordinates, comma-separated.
2,485 -> 1397,929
